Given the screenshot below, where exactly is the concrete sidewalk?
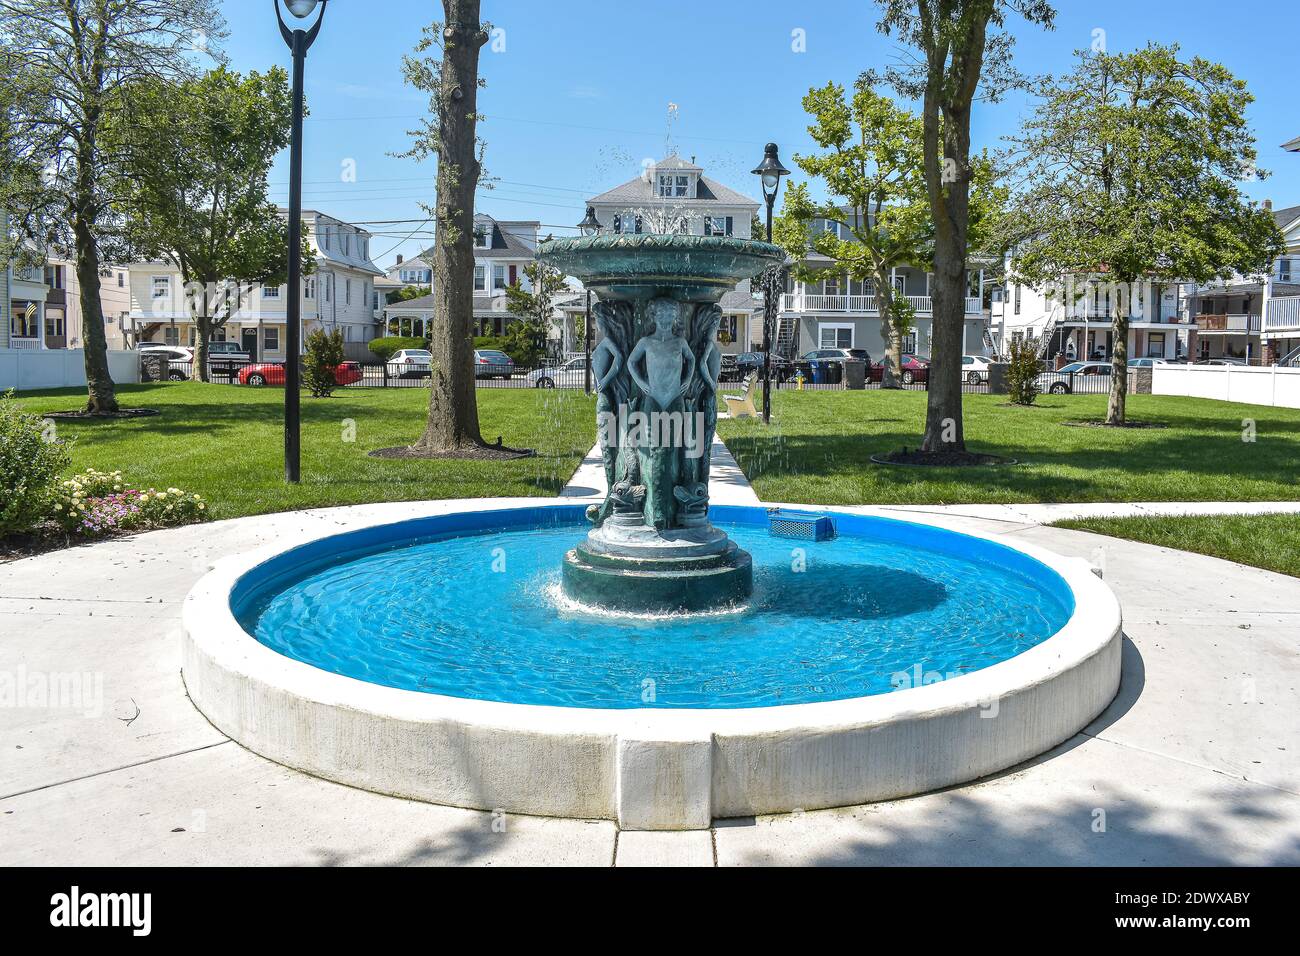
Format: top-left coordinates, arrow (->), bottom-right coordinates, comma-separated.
2,444 -> 1297,866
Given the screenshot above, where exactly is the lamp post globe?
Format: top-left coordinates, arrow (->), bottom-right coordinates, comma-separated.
285,0 -> 320,17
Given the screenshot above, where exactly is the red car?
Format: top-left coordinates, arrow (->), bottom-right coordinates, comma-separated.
238,362 -> 363,387
868,354 -> 930,385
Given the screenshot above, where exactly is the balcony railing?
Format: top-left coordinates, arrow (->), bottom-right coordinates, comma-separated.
780,293 -> 983,315
6,337 -> 42,350
1196,313 -> 1262,333
1265,296 -> 1300,332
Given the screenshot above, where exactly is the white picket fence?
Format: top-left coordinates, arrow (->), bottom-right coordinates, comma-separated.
0,349 -> 141,391
1152,364 -> 1300,409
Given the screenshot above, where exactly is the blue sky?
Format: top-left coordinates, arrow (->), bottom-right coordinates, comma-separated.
225,1 -> 1300,269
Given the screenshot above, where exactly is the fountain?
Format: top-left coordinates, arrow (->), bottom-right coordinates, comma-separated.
538,234 -> 783,612
180,231 -> 1122,830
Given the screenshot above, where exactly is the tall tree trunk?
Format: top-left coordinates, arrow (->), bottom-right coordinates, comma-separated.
413,1 -> 489,453
878,267 -> 901,389
1107,306 -> 1129,424
72,136 -> 118,413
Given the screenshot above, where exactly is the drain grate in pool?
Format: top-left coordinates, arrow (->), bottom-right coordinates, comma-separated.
767,509 -> 836,541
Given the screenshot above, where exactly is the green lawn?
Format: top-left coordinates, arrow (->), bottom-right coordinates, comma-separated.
13,383 -> 595,521
1052,513 -> 1300,578
717,390 -> 1300,505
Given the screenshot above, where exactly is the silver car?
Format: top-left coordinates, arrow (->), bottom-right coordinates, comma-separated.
1036,361 -> 1111,394
526,357 -> 589,388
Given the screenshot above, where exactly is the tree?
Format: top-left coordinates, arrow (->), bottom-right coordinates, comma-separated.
388,284 -> 432,304
504,260 -> 568,361
399,3 -> 493,455
1006,45 -> 1284,424
0,0 -> 226,413
875,0 -> 1055,452
774,79 -> 1004,388
302,328 -> 344,398
117,66 -> 311,381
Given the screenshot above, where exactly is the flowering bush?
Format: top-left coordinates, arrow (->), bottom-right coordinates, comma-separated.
1,389 -> 72,536
51,469 -> 208,537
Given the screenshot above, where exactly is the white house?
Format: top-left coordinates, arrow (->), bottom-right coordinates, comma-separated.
384,214 -> 543,341
992,245 -> 1192,363
129,209 -> 384,361
586,155 -> 763,355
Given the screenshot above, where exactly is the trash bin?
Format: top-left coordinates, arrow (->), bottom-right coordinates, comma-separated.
844,358 -> 866,389
810,360 -> 825,384
827,361 -> 844,385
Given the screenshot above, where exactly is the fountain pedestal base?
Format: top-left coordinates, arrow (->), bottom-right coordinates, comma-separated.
561,535 -> 753,613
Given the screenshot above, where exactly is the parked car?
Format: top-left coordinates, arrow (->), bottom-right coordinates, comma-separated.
1128,358 -> 1171,369
962,354 -> 993,383
387,348 -> 433,379
526,356 -> 590,388
1036,361 -> 1111,394
869,353 -> 930,385
138,345 -> 196,380
734,351 -> 793,381
474,349 -> 515,379
802,347 -> 871,364
238,362 -> 362,387
1195,357 -> 1249,367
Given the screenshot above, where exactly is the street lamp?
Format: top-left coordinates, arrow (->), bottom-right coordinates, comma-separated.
274,0 -> 328,484
751,143 -> 789,423
578,207 -> 602,394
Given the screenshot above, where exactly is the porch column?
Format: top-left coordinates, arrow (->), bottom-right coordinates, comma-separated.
38,302 -> 47,349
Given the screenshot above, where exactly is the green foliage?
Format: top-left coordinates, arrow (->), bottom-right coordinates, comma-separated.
303,329 -> 345,398
1006,44 -> 1285,422
1005,337 -> 1042,405
388,284 -> 432,304
504,261 -> 569,357
773,77 -> 1005,386
0,390 -> 71,535
369,336 -> 428,362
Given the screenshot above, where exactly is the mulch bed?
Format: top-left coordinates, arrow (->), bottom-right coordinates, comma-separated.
1061,419 -> 1168,430
871,448 -> 1018,468
369,442 -> 535,461
41,408 -> 160,421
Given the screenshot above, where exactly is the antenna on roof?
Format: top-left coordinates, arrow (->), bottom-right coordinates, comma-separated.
665,102 -> 679,158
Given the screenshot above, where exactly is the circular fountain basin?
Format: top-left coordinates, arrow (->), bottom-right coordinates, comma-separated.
182,501 -> 1122,830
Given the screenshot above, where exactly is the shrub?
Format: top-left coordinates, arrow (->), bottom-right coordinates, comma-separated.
368,336 -> 427,363
303,328 -> 345,397
50,468 -> 208,537
0,390 -> 71,536
1006,337 -> 1043,405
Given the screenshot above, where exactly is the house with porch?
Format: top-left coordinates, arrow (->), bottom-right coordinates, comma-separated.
585,155 -> 762,354
129,209 -> 384,362
1261,203 -> 1300,366
992,252 -> 1194,363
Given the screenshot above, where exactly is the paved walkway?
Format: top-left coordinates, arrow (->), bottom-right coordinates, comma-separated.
1,441 -> 1296,866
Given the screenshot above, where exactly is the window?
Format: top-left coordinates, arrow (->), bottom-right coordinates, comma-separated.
342,232 -> 350,256
818,324 -> 853,349
903,332 -> 917,353
1147,332 -> 1165,358
657,174 -> 673,198
823,275 -> 841,295
474,265 -> 486,291
1280,259 -> 1293,282
614,213 -> 642,234
262,284 -> 280,298
264,326 -> 280,352
118,272 -> 125,287
675,175 -> 689,197
345,278 -> 352,305
45,308 -> 65,337
492,265 -> 506,290
152,275 -> 170,299
324,275 -> 332,302
718,315 -> 738,342
474,227 -> 490,248
305,278 -> 316,299
164,326 -> 179,346
704,216 -> 733,237
1013,284 -> 1022,315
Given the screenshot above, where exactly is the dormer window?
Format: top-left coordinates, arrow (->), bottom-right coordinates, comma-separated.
657,173 -> 691,198
474,226 -> 490,248
342,232 -> 351,256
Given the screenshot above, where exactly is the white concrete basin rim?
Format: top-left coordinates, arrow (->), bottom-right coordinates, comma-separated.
182,497 -> 1121,739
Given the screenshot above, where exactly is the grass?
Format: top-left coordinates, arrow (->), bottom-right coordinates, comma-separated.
717,390 -> 1300,505
12,382 -> 595,521
1052,513 -> 1300,579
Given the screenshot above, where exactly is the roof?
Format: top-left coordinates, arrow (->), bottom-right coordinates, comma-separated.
1282,135 -> 1300,153
1272,204 -> 1300,232
719,289 -> 762,314
1192,280 -> 1300,297
652,155 -> 703,172
588,169 -> 758,209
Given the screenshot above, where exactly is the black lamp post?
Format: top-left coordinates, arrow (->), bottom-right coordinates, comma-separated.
275,0 -> 328,484
578,205 -> 602,395
751,143 -> 789,423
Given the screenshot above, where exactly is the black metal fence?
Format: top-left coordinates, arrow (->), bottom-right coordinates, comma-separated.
145,357 -> 1005,394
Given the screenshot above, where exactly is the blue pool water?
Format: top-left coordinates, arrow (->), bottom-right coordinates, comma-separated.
233,506 -> 1074,710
